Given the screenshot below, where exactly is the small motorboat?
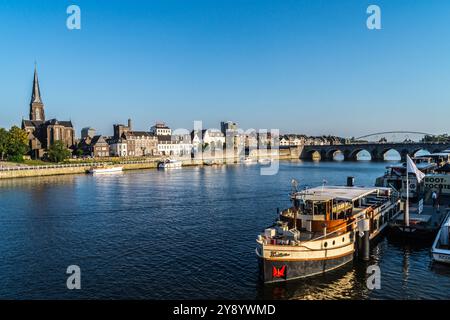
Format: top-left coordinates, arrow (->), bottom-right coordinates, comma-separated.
243,157 -> 256,165
432,212 -> 450,265
89,165 -> 123,174
158,159 -> 182,169
258,158 -> 271,165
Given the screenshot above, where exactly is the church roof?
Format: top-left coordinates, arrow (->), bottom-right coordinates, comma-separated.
22,119 -> 43,128
31,65 -> 42,104
23,119 -> 73,128
44,119 -> 73,127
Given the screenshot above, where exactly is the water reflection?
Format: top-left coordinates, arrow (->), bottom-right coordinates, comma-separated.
258,262 -> 375,300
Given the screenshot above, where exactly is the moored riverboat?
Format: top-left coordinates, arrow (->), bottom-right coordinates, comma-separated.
375,159 -> 436,199
256,182 -> 401,283
158,159 -> 182,169
89,165 -> 123,174
243,157 -> 257,165
258,158 -> 271,165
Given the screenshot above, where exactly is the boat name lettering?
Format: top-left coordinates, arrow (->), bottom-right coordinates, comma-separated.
438,254 -> 450,261
270,251 -> 290,257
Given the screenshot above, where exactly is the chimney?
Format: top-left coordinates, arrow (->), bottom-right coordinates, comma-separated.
347,176 -> 354,187
128,118 -> 132,130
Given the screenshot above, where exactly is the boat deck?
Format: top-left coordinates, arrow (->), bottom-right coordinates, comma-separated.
392,205 -> 448,231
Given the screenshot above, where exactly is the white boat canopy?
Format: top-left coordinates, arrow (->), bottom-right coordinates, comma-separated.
293,186 -> 385,202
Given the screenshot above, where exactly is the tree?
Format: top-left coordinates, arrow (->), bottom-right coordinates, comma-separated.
47,141 -> 71,163
6,126 -> 29,162
0,128 -> 8,160
74,148 -> 84,157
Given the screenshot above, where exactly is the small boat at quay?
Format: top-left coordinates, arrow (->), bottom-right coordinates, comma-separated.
243,157 -> 256,165
432,212 -> 450,264
158,159 -> 182,169
256,179 -> 401,283
258,158 -> 271,165
89,165 -> 123,174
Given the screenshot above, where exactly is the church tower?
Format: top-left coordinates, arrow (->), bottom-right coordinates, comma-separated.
29,65 -> 45,121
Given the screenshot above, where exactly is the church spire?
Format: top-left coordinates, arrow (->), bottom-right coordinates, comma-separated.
29,64 -> 45,121
31,63 -> 42,104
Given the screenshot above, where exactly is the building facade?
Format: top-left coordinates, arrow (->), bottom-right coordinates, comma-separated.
150,122 -> 171,136
112,120 -> 158,157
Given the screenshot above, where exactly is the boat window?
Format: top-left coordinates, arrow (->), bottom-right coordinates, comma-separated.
342,237 -> 345,242
324,242 -> 328,248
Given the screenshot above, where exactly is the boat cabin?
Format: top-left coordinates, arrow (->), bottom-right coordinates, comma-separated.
416,153 -> 450,167
281,186 -> 393,234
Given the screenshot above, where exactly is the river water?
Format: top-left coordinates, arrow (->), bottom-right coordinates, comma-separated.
0,160 -> 449,299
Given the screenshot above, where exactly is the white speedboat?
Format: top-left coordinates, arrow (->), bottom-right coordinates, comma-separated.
432,212 -> 450,265
258,158 -> 271,165
158,159 -> 182,169
89,165 -> 123,174
243,157 -> 256,165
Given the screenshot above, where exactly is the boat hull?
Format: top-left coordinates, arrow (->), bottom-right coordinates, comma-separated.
158,162 -> 182,169
259,252 -> 354,283
89,167 -> 123,174
432,252 -> 450,264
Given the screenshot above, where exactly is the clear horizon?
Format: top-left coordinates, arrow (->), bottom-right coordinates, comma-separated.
1,0 -> 450,137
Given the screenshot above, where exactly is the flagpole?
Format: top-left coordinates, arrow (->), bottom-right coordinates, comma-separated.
405,156 -> 410,227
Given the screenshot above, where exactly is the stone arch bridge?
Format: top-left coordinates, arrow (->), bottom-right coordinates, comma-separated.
298,142 -> 450,161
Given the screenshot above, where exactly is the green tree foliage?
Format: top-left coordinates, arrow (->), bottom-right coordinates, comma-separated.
422,134 -> 449,143
0,128 -> 8,160
47,141 -> 71,163
6,126 -> 29,162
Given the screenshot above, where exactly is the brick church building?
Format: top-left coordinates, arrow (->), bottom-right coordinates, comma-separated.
21,66 -> 75,159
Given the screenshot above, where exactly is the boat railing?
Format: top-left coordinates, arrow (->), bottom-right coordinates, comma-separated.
261,215 -> 362,247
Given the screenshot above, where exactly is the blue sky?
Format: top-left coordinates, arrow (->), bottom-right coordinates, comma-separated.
1,0 -> 449,137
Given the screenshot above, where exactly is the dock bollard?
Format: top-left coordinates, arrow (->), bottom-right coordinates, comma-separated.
358,218 -> 371,261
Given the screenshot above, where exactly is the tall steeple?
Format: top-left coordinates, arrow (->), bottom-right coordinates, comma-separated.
29,64 -> 45,121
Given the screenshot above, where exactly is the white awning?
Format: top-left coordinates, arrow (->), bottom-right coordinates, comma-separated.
294,186 -> 381,202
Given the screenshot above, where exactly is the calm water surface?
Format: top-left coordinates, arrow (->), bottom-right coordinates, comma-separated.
1,160 -> 449,299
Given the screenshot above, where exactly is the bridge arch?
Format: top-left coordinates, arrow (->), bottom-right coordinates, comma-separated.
347,148 -> 371,161
355,131 -> 433,141
412,148 -> 431,157
326,149 -> 345,161
381,148 -> 401,161
306,149 -> 322,161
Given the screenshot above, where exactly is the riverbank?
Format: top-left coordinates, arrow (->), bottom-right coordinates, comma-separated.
0,153 -> 295,179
